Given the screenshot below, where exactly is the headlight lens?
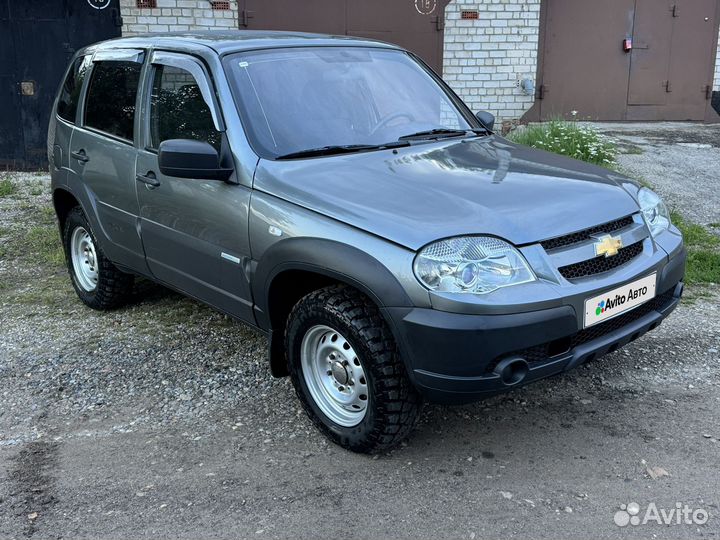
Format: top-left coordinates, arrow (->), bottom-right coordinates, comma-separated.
638,187 -> 670,237
413,236 -> 536,294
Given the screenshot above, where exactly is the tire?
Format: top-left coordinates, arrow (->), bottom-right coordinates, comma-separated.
286,284 -> 422,453
62,206 -> 134,310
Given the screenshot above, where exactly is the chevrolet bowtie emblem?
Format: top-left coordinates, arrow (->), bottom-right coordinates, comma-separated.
593,234 -> 623,258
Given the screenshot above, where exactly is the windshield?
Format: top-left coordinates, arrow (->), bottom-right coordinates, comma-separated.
224,47 -> 475,158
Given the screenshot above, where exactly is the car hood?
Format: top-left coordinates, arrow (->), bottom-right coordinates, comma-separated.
253,135 -> 642,250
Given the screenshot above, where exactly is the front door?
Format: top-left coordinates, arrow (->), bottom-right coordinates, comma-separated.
135,53 -> 254,322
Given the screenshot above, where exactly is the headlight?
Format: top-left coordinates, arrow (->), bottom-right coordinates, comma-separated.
413,236 -> 536,294
638,187 -> 670,237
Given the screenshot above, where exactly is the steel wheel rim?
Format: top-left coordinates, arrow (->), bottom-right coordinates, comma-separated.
70,226 -> 99,292
300,324 -> 369,427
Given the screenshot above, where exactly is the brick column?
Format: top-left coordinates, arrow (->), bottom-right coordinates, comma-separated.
442,0 -> 541,124
119,0 -> 239,35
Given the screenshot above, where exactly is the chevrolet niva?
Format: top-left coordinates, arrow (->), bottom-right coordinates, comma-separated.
48,31 -> 685,453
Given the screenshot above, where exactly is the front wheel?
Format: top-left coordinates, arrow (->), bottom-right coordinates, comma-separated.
286,285 -> 421,453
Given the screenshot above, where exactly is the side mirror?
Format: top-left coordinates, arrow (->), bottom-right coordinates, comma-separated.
158,139 -> 233,181
475,111 -> 495,132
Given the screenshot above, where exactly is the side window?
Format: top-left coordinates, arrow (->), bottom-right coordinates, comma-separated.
149,65 -> 221,151
57,56 -> 91,123
84,60 -> 142,141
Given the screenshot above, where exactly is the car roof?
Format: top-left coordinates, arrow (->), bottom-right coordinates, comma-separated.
84,30 -> 401,56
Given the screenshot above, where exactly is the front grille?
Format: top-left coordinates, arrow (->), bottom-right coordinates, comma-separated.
541,215 -> 635,252
486,288 -> 676,374
558,241 -> 643,280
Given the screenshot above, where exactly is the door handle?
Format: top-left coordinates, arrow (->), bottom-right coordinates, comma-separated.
136,171 -> 160,188
71,149 -> 89,163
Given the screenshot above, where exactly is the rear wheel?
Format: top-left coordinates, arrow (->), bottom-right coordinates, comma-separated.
286,285 -> 421,453
63,207 -> 134,310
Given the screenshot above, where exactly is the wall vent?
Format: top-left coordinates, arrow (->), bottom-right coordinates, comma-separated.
461,10 -> 479,19
210,1 -> 231,9
136,0 -> 157,8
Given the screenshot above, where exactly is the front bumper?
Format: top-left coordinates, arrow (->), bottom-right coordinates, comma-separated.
384,246 -> 686,404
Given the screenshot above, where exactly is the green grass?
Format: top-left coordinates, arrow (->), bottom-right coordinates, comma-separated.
670,211 -> 720,285
507,120 -> 617,168
671,212 -> 720,248
24,225 -> 65,266
0,178 -> 17,197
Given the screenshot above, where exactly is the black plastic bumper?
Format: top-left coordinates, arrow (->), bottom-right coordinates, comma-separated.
385,259 -> 685,404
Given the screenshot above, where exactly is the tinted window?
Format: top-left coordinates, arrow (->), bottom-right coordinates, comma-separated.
224,47 -> 472,158
84,61 -> 142,141
57,56 -> 91,123
149,65 -> 220,151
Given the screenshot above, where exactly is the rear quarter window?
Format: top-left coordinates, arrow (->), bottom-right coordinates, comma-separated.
57,56 -> 91,123
84,60 -> 142,142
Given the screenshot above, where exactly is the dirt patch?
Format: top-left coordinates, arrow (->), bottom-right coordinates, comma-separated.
4,441 -> 60,538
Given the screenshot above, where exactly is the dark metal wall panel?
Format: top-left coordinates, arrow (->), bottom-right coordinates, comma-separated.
527,0 -> 720,122
13,20 -> 72,166
0,76 -> 25,167
240,0 -> 449,74
0,15 -> 24,167
535,0 -> 635,121
243,0 -> 346,35
661,0 -> 716,119
627,0 -> 673,106
0,0 -> 121,169
346,0 -> 450,74
9,1 -> 65,20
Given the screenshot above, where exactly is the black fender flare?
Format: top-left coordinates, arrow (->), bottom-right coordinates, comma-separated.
252,237 -> 414,376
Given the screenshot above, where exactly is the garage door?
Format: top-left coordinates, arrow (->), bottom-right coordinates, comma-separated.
0,0 -> 122,168
239,0 -> 451,74
528,0 -> 719,121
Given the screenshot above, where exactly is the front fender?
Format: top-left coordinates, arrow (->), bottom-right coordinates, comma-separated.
253,237 -> 414,330
253,237 -> 419,378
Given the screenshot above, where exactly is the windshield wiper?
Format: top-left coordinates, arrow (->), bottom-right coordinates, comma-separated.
275,141 -> 409,160
398,128 -> 488,141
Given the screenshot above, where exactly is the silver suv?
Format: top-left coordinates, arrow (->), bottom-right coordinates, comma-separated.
49,31 -> 686,453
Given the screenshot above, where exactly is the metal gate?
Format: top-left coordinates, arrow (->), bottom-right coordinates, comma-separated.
0,0 -> 122,169
239,0 -> 450,75
527,0 -> 720,122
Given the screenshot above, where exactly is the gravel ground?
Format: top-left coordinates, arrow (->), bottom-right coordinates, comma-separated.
588,122 -> 720,229
1,133 -> 720,540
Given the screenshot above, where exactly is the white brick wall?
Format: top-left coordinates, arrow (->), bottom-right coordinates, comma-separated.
442,0 -> 540,124
119,0 -> 238,35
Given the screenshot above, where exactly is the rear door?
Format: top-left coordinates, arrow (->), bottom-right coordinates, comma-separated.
135,52 -> 254,322
69,50 -> 148,272
50,55 -> 92,185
